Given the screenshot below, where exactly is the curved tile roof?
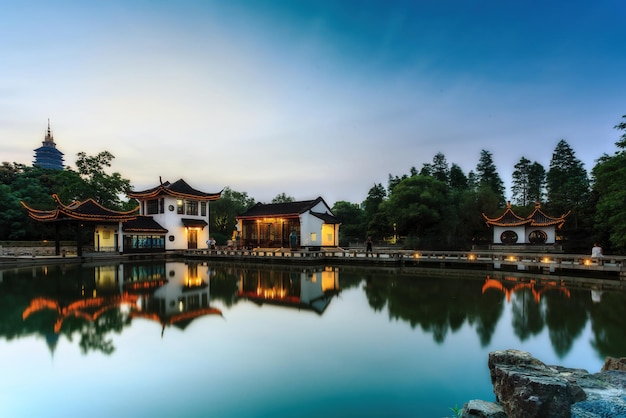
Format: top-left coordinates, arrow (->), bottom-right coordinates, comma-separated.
483,202 -> 569,228
21,194 -> 139,222
128,178 -> 222,201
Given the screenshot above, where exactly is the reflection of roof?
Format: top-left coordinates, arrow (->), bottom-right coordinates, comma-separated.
482,202 -> 569,228
21,194 -> 139,222
238,197 -> 333,219
131,307 -> 223,334
128,179 -> 222,201
123,217 -> 168,233
482,277 -> 571,302
22,294 -> 140,333
238,290 -> 339,315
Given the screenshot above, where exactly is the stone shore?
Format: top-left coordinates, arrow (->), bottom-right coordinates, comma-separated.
462,349 -> 626,418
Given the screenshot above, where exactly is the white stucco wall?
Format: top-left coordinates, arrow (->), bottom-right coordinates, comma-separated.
144,196 -> 211,250
493,225 -> 557,244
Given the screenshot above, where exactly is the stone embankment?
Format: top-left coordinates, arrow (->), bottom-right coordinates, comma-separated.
462,349 -> 626,418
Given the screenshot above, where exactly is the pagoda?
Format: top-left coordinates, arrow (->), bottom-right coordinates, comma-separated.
482,202 -> 569,247
33,120 -> 64,170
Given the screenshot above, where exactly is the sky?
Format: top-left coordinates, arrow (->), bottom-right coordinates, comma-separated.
2,0 -> 625,205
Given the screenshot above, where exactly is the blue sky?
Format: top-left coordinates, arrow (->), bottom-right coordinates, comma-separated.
2,0 -> 625,204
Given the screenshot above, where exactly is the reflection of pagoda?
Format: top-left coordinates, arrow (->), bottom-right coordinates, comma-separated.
482,276 -> 571,303
33,120 -> 64,170
238,267 -> 340,314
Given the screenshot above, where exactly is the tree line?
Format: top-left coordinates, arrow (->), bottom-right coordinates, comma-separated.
1,115 -> 625,253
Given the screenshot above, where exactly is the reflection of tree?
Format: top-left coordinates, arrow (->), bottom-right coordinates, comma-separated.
363,275 -> 387,312
209,268 -> 241,307
79,309 -> 128,355
473,289 -> 505,347
511,289 -> 544,341
0,263 -> 134,356
359,273 -> 505,345
589,291 -> 626,359
544,289 -> 590,358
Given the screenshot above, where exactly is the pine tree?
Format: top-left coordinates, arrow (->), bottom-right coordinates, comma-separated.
546,139 -> 589,217
475,150 -> 505,206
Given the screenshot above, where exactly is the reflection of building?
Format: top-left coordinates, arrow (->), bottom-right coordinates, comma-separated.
133,262 -> 222,336
482,202 -> 569,246
236,197 -> 340,249
482,276 -> 571,303
238,267 -> 340,314
21,262 -> 222,340
33,120 -> 64,170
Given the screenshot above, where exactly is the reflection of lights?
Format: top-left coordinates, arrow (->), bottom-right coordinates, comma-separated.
92,289 -> 97,298
44,266 -> 48,275
178,301 -> 184,312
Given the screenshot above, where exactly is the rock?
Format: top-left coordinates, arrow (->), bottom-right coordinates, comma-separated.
601,357 -> 626,372
489,349 -> 586,418
461,399 -> 507,418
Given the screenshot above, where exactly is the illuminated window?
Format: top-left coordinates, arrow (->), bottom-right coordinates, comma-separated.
177,199 -> 184,214
500,230 -> 518,244
310,232 -> 317,242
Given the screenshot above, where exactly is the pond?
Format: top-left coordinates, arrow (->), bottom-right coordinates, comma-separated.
1,260 -> 625,417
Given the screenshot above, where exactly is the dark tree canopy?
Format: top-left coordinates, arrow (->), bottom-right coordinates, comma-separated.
475,150 -> 505,206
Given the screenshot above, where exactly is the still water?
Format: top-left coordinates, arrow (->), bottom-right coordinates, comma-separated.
1,260 -> 625,418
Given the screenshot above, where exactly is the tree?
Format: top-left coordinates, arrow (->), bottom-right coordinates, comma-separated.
511,157 -> 545,206
271,193 -> 294,204
449,163 -> 468,190
75,151 -> 132,210
362,183 -> 386,238
382,175 -> 448,248
592,116 -> 626,252
546,139 -> 591,251
332,201 -> 364,246
431,152 -> 450,184
475,150 -> 505,206
527,162 -> 546,204
210,187 -> 255,243
546,140 -> 589,221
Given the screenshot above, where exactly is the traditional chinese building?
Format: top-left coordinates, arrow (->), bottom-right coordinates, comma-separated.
482,202 -> 569,246
21,194 -> 144,255
236,197 -> 340,249
21,178 -> 221,254
128,179 -> 222,250
33,120 -> 64,170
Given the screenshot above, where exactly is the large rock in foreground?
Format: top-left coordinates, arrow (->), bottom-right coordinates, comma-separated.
462,350 -> 626,418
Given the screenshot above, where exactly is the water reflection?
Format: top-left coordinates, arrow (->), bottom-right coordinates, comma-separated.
1,262 -> 626,360
237,266 -> 340,314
